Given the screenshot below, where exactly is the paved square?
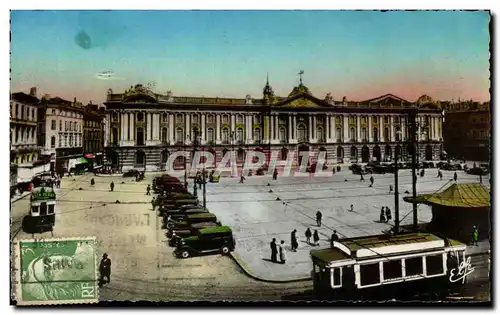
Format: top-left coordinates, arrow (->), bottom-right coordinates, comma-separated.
205,165 -> 490,281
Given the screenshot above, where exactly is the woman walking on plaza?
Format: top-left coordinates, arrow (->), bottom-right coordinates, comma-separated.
279,240 -> 286,264
313,230 -> 320,246
305,228 -> 312,244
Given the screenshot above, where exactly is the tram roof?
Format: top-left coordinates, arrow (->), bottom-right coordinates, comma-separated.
403,183 -> 490,208
311,233 -> 448,263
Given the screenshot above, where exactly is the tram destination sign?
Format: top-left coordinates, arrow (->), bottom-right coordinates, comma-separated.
32,190 -> 56,200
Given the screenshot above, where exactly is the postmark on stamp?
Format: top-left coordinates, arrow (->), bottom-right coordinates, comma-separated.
13,236 -> 99,305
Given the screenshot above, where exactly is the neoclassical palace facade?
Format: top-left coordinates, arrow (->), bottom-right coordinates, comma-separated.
104,80 -> 444,172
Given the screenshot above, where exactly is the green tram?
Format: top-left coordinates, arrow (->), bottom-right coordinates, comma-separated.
22,187 -> 57,235
310,233 -> 468,301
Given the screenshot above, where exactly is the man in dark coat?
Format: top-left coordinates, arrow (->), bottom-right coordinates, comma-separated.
454,172 -> 458,182
110,181 -> 114,192
330,230 -> 339,248
146,184 -> 151,195
316,211 -> 323,227
99,253 -> 111,285
291,229 -> 298,252
273,169 -> 278,180
270,238 -> 278,263
380,209 -> 386,223
90,178 -> 95,186
369,176 -> 374,187
313,230 -> 320,246
305,228 -> 312,244
385,207 -> 392,222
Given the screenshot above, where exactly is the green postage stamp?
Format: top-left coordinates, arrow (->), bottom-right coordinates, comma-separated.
13,237 -> 99,305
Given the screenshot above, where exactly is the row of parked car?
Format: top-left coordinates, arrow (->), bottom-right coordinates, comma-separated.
153,174 -> 235,259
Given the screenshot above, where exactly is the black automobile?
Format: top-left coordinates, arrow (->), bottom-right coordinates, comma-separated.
466,167 -> 489,176
174,226 -> 235,258
123,169 -> 140,177
166,212 -> 219,230
158,200 -> 200,216
166,221 -> 221,244
162,208 -> 210,227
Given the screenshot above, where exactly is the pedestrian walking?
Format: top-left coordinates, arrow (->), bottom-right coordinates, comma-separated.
152,197 -> 157,211
313,230 -> 320,246
110,181 -> 115,192
332,168 -> 335,175
479,174 -> 483,184
270,238 -> 278,263
99,253 -> 111,286
279,240 -> 286,264
438,170 -> 443,180
385,207 -> 392,222
146,184 -> 151,195
305,228 -> 312,244
90,178 -> 95,186
330,230 -> 339,248
360,174 -> 365,182
349,204 -> 354,212
454,172 -> 458,182
389,185 -> 393,193
369,176 -> 374,187
316,211 -> 323,227
380,209 -> 386,223
239,174 -> 246,183
291,229 -> 298,252
472,226 -> 479,246
273,169 -> 278,180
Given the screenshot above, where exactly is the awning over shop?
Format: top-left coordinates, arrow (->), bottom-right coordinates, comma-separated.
403,183 -> 490,208
84,154 -> 95,159
76,157 -> 89,164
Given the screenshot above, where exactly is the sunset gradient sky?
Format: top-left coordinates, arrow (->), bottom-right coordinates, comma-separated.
10,10 -> 491,104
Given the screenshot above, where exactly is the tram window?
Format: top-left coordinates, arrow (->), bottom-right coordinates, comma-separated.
48,204 -> 55,214
405,257 -> 424,277
360,263 -> 380,286
31,205 -> 39,213
332,268 -> 342,286
426,255 -> 444,276
383,260 -> 403,280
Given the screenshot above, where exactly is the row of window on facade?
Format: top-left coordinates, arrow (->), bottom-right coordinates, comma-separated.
11,126 -> 36,144
14,153 -> 38,164
50,108 -> 83,119
11,102 -> 36,122
51,120 -> 82,132
50,134 -> 82,148
85,120 -> 101,128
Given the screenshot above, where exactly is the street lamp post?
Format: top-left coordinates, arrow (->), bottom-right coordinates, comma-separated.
184,134 -> 189,188
192,127 -> 199,198
393,128 -> 402,235
408,109 -> 419,232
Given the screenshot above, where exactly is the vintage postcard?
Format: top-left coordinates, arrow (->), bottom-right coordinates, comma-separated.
9,10 -> 491,305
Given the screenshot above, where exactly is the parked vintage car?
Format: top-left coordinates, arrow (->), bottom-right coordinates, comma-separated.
466,167 -> 489,176
166,221 -> 221,242
123,169 -> 140,178
162,207 -> 209,225
166,212 -> 219,230
174,226 -> 235,258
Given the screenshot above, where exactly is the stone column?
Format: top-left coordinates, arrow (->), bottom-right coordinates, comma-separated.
231,114 -> 235,133
275,115 -> 279,140
288,115 -> 293,143
343,115 -> 349,143
186,113 -> 191,141
417,116 -> 422,141
120,113 -> 126,144
312,115 -> 317,142
270,114 -> 274,141
331,115 -> 336,141
124,113 -> 129,141
401,116 -> 407,141
356,115 -> 361,143
379,116 -> 383,142
390,116 -> 395,142
129,113 -> 134,141
201,113 -> 206,143
216,114 -> 221,143
308,114 -> 313,141
326,114 -> 331,142
368,115 -> 373,142
168,113 -> 174,143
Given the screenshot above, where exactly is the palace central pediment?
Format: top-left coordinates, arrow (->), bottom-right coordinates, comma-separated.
278,95 -> 327,109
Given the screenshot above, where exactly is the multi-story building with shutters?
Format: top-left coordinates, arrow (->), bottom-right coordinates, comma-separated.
104,78 -> 444,172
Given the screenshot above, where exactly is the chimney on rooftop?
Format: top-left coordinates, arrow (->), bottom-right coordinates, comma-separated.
30,87 -> 37,97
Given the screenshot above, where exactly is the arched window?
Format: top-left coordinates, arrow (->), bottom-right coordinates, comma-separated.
176,113 -> 183,123
15,104 -> 19,118
350,146 -> 357,158
222,114 -> 229,124
162,113 -> 168,123
317,126 -> 324,142
207,128 -> 214,142
297,124 -> 306,142
175,128 -> 184,142
373,127 -> 379,142
236,114 -> 243,124
336,128 -> 342,141
350,127 -> 356,141
384,127 -> 389,142
69,135 -> 73,146
236,128 -> 243,142
51,136 -> 56,148
207,114 -> 214,124
222,128 -> 229,143
237,148 -> 245,162
161,128 -> 168,143
279,127 -> 286,142
254,128 -> 261,141
136,127 -> 144,145
136,112 -> 144,122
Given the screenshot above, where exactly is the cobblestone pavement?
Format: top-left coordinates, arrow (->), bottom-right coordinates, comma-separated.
10,173 -> 312,301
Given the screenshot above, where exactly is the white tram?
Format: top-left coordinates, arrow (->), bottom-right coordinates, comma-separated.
22,187 -> 57,235
310,233 -> 467,300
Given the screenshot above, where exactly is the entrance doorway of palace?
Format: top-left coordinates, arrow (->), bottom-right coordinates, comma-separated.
298,144 -> 310,166
337,146 -> 344,163
373,145 -> 381,162
385,145 -> 392,162
350,146 -> 357,162
361,145 -> 370,163
160,149 -> 169,170
318,147 -> 327,164
106,150 -> 119,170
425,145 -> 433,161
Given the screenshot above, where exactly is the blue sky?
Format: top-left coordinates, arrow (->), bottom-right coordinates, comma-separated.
10,10 -> 490,103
